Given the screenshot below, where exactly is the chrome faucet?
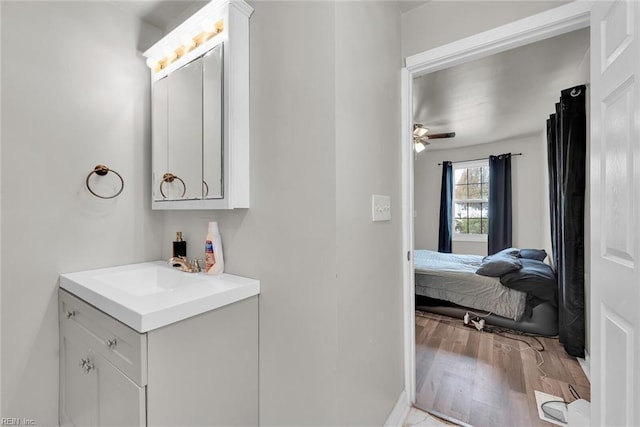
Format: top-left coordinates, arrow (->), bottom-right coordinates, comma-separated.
168,256 -> 201,273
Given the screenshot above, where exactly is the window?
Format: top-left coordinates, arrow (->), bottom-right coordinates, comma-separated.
453,160 -> 489,241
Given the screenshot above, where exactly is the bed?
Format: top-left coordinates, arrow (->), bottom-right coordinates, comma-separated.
414,249 -> 558,336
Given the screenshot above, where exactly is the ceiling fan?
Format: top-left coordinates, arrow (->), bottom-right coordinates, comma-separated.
413,124 -> 456,153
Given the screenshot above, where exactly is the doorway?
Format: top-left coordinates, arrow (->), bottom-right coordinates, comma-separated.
400,0 -> 592,422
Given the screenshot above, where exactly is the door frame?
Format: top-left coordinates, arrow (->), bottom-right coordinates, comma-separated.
400,1 -> 592,406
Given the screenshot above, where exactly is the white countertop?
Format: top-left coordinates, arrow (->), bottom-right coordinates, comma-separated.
59,261 -> 260,333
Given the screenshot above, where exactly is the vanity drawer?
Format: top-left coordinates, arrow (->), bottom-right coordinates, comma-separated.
59,289 -> 147,386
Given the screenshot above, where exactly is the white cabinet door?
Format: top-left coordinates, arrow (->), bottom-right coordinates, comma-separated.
60,325 -> 145,427
93,349 -> 146,427
60,332 -> 98,426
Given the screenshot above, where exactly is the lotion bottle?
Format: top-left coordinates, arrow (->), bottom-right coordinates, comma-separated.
205,221 -> 224,274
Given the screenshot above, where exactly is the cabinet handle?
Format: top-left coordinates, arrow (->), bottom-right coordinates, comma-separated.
106,338 -> 117,349
64,310 -> 76,319
79,358 -> 94,374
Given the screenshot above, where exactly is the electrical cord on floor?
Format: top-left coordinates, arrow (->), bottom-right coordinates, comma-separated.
482,325 -> 548,377
569,383 -> 581,400
487,327 -> 545,352
541,400 -> 569,424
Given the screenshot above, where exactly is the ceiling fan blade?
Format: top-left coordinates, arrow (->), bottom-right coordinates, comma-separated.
426,132 -> 456,139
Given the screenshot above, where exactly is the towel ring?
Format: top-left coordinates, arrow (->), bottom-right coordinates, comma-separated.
86,165 -> 124,199
202,180 -> 209,198
160,173 -> 186,199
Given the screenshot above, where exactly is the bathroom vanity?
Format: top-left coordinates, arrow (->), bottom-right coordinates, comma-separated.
58,262 -> 259,426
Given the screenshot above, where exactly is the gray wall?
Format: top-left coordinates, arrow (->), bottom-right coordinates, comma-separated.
162,2 -> 404,425
334,1 -> 404,422
1,2 -> 163,423
414,135 -> 550,256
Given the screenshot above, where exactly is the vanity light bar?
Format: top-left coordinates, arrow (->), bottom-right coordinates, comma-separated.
146,19 -> 224,73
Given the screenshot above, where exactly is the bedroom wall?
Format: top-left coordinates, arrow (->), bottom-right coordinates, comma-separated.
414,135 -> 550,257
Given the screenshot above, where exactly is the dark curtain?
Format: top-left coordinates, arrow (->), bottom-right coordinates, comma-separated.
546,84 -> 586,358
488,154 -> 512,254
438,161 -> 453,253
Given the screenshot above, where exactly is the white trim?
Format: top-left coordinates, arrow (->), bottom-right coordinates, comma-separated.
401,0 -> 591,414
578,350 -> 591,382
453,233 -> 488,243
405,1 -> 591,76
400,67 -> 416,404
452,159 -> 488,169
383,390 -> 411,427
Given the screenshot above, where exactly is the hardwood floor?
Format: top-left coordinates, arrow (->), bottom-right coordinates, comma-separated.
415,311 -> 590,427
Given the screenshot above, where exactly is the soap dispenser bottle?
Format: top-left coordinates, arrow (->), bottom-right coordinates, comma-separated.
173,232 -> 187,258
204,222 -> 224,274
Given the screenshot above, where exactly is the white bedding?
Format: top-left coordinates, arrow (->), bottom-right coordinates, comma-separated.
414,249 -> 527,320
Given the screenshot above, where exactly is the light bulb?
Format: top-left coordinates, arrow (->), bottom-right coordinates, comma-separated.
164,48 -> 178,62
414,141 -> 426,153
181,34 -> 196,50
413,125 -> 428,138
201,18 -> 216,33
146,58 -> 158,69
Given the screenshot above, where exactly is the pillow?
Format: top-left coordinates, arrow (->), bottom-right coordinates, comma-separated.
500,258 -> 557,304
491,247 -> 520,258
476,253 -> 522,277
519,248 -> 548,262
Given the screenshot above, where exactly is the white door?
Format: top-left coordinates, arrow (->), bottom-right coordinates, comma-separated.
590,0 -> 640,425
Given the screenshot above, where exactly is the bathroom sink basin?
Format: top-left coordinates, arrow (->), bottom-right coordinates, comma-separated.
93,264 -> 207,296
60,261 -> 259,332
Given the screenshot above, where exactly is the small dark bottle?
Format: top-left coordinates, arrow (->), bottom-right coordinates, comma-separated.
173,232 -> 187,258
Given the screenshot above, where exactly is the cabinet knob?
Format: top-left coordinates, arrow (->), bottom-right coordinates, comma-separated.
79,358 -> 94,374
106,338 -> 117,349
64,310 -> 76,319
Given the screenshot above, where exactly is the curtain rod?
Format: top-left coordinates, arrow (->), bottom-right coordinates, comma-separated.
437,153 -> 523,166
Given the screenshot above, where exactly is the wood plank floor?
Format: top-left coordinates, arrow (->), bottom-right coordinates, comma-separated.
415,311 -> 590,427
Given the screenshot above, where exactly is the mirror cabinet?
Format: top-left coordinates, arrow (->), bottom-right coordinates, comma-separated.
144,0 -> 252,210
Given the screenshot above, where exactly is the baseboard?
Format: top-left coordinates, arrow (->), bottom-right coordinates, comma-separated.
577,350 -> 591,382
384,390 -> 410,427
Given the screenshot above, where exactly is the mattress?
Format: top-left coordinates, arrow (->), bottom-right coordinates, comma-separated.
414,249 -> 527,321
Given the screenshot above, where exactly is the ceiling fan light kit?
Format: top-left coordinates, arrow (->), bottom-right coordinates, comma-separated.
413,124 -> 429,138
414,141 -> 427,153
412,123 -> 456,152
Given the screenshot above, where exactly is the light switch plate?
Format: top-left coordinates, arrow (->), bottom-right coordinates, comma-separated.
372,195 -> 391,222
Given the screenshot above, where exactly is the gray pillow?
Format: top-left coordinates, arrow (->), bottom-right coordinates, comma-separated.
494,247 -> 520,257
476,254 -> 522,277
519,248 -> 547,262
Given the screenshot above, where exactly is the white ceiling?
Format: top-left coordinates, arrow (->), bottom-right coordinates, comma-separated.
112,0 -> 206,31
396,0 -> 430,14
413,27 -> 590,150
116,0 -> 431,30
